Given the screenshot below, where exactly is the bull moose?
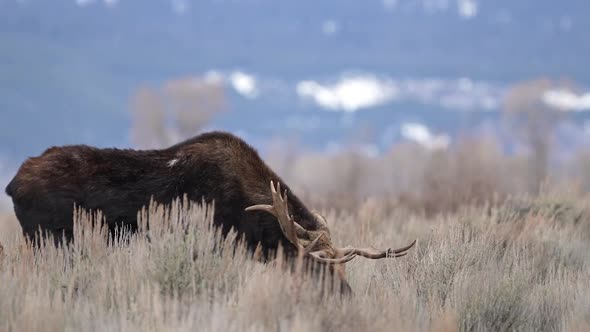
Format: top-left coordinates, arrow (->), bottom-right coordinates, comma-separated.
5,131 -> 415,292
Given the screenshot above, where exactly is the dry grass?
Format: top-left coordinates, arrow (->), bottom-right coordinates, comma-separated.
1,139 -> 590,331
1,189 -> 589,332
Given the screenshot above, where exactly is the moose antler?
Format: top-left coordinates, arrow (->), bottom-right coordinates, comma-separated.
245,181 -> 303,246
246,181 -> 356,264
337,240 -> 417,259
245,181 -> 416,264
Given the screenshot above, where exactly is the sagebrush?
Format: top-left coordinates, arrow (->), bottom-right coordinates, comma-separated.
1,190 -> 589,331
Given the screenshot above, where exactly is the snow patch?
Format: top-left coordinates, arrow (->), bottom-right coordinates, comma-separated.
458,0 -> 478,19
401,123 -> 450,150
202,70 -> 259,99
297,74 -> 500,112
229,71 -> 259,99
543,90 -> 590,112
296,75 -> 398,112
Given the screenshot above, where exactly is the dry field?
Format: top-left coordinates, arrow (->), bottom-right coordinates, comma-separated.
1,187 -> 590,332
1,141 -> 590,331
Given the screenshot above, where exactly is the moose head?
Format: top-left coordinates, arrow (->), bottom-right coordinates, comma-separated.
246,181 -> 416,292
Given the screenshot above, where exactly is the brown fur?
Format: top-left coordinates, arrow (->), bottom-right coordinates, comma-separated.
5,131 -> 351,293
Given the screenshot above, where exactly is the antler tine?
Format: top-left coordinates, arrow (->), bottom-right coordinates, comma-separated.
245,204 -> 275,214
245,181 -> 301,248
246,181 -> 358,265
308,251 -> 357,264
303,233 -> 324,255
338,239 -> 417,259
388,239 -> 417,255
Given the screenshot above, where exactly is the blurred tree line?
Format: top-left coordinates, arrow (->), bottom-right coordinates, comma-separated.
502,78 -> 577,193
130,76 -> 226,149
128,75 -> 589,214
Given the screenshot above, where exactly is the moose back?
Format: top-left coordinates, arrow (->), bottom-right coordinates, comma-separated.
5,131 -> 415,292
